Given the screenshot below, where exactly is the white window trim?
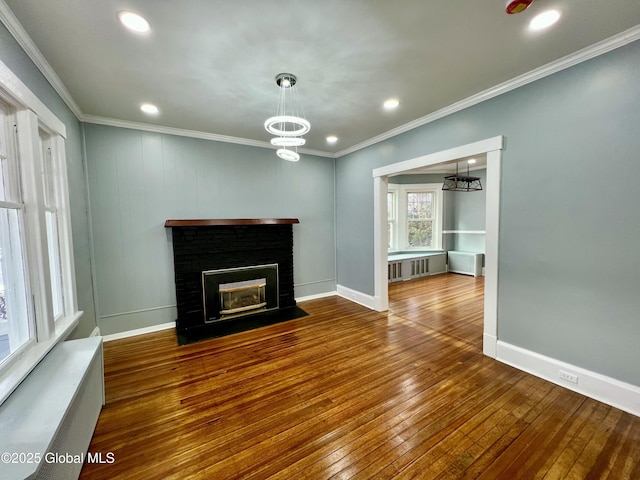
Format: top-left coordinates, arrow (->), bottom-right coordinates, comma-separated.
388,183 -> 443,252
0,59 -> 81,405
387,185 -> 398,251
41,132 -> 75,322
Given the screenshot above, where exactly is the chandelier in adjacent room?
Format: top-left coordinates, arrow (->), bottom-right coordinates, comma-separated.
442,162 -> 483,192
264,73 -> 309,162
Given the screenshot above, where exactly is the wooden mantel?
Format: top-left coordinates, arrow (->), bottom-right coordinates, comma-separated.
164,218 -> 299,227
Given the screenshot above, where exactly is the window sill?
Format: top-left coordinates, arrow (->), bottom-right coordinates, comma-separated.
391,249 -> 444,254
0,310 -> 83,406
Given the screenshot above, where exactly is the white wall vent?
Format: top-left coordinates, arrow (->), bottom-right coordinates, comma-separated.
447,251 -> 484,277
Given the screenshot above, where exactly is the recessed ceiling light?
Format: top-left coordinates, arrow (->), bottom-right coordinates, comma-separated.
468,159 -> 476,164
118,11 -> 150,33
140,103 -> 159,115
383,99 -> 400,110
529,10 -> 561,31
326,135 -> 338,144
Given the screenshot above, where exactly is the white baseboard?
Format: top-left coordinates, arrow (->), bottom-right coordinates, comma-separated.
336,285 -> 376,310
102,321 -> 176,342
496,341 -> 640,417
89,326 -> 101,338
296,291 -> 337,302
373,295 -> 387,312
483,333 -> 497,358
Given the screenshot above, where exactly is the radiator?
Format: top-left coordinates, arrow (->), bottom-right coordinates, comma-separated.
447,251 -> 484,277
410,257 -> 428,277
0,337 -> 104,480
388,260 -> 403,282
36,345 -> 103,480
388,257 -> 430,282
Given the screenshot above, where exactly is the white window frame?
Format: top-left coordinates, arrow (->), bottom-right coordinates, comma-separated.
40,131 -> 69,322
0,59 -> 81,405
0,101 -> 35,363
388,183 -> 443,252
387,186 -> 398,251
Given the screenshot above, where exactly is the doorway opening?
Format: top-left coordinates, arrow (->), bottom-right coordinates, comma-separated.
372,136 -> 504,358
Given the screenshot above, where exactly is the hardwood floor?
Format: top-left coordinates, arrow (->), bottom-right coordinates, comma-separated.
80,274 -> 640,479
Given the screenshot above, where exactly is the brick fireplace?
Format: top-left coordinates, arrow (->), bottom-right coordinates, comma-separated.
165,218 -> 305,344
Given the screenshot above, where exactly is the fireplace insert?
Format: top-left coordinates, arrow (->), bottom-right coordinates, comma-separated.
202,264 -> 279,323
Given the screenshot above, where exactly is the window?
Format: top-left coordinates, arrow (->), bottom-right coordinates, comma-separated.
0,100 -> 33,364
387,183 -> 443,251
0,59 -> 80,405
407,191 -> 434,247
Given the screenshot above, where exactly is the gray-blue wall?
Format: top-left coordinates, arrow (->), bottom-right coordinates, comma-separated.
336,40 -> 640,386
0,22 -> 96,338
4,13 -> 639,389
83,125 -> 336,335
446,169 -> 486,253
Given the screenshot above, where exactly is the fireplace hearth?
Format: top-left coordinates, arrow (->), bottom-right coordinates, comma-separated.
165,218 -> 307,344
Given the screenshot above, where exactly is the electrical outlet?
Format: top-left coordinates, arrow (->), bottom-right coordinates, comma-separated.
559,370 -> 578,384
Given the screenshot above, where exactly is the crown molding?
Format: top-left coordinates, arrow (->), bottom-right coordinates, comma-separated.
335,24 -> 640,158
0,0 -> 83,119
82,114 -> 334,158
2,0 -> 638,160
0,58 -> 66,137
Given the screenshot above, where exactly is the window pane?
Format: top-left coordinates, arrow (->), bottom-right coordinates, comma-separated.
45,211 -> 63,319
407,192 -> 433,220
408,220 -> 433,247
0,208 -> 31,364
387,192 -> 394,220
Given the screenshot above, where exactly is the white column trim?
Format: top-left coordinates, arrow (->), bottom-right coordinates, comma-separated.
373,176 -> 389,311
483,149 -> 501,357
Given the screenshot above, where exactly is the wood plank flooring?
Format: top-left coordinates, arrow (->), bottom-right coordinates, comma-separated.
80,274 -> 640,479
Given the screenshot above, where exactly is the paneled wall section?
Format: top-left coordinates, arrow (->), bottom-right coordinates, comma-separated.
84,125 -> 335,335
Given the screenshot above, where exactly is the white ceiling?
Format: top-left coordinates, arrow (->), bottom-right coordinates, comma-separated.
3,0 -> 639,156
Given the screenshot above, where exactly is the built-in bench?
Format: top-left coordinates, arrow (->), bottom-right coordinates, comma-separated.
388,251 -> 447,282
0,337 -> 104,480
